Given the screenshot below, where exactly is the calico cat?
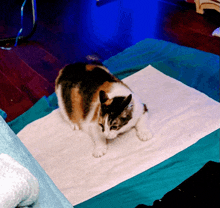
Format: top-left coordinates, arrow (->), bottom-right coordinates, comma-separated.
55,62 -> 152,157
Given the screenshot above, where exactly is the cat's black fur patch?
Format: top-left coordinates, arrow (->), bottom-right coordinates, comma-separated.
57,63 -> 119,118
99,90 -> 110,104
100,95 -> 133,130
101,96 -> 126,116
61,81 -> 74,115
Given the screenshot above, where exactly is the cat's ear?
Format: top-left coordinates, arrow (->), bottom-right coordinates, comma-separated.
121,94 -> 132,109
99,90 -> 109,104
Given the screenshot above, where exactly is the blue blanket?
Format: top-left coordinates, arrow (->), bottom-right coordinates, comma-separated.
0,116 -> 73,207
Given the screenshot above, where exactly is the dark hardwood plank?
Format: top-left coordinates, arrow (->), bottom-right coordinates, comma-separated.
164,9 -> 220,37
156,9 -> 220,54
0,70 -> 33,122
156,2 -> 220,55
13,42 -> 64,83
0,48 -> 55,103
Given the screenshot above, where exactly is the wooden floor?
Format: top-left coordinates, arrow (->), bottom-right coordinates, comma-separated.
0,0 -> 220,122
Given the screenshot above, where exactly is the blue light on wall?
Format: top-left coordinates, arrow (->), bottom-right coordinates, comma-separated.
87,0 -> 159,45
62,0 -> 159,61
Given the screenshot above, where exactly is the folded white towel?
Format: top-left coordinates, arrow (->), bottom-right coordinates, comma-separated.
0,154 -> 40,208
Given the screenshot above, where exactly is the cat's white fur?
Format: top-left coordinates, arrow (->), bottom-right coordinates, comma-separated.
56,82 -> 152,157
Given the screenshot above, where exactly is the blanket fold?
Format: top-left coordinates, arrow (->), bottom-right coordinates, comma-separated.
0,154 -> 40,208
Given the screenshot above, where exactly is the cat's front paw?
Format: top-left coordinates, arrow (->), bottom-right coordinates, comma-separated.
93,145 -> 107,158
136,129 -> 153,141
70,123 -> 79,130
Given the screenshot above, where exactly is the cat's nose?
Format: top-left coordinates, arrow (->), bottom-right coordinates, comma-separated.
107,134 -> 117,140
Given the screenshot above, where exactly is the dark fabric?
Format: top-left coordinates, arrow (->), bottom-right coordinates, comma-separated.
136,161 -> 220,208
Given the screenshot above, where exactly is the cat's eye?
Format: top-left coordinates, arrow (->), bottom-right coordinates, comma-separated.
110,126 -> 117,130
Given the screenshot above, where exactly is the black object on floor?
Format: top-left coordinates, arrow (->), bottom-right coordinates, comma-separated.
136,161 -> 220,208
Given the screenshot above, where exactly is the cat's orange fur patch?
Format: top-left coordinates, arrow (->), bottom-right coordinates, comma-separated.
92,104 -> 100,121
105,99 -> 113,106
92,81 -> 113,103
86,64 -> 96,71
99,81 -> 113,94
71,88 -> 83,126
55,68 -> 64,88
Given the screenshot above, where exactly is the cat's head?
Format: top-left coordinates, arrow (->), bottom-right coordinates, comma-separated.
98,90 -> 133,139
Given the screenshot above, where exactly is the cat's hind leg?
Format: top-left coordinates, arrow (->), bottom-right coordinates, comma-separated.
58,106 -> 80,130
135,113 -> 153,141
67,120 -> 80,131
56,85 -> 80,130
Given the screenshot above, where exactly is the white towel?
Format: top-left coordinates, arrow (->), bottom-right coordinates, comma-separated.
0,154 -> 40,208
17,65 -> 220,205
